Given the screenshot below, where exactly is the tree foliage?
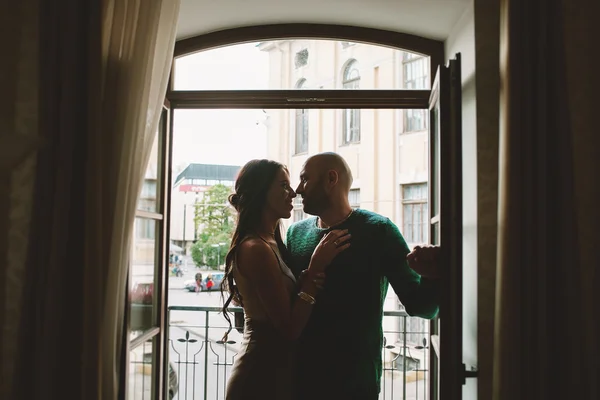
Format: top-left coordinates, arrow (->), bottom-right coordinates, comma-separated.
189,184 -> 234,269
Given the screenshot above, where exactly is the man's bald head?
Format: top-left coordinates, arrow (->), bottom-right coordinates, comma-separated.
305,152 -> 353,192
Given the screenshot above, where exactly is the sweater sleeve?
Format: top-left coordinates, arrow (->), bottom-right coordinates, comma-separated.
285,224 -> 293,250
284,224 -> 301,278
381,219 -> 440,319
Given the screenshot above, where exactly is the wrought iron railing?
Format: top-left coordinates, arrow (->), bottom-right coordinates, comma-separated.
166,305 -> 430,400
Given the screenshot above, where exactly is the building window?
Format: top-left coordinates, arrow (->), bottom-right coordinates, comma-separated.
295,49 -> 309,68
295,79 -> 309,154
292,196 -> 306,222
138,179 -> 157,212
403,53 -> 429,133
342,60 -> 361,144
402,183 -> 428,244
137,199 -> 155,212
348,188 -> 360,209
140,180 -> 157,199
135,218 -> 156,240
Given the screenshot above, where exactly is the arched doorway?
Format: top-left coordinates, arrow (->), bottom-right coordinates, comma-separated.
127,24 -> 464,400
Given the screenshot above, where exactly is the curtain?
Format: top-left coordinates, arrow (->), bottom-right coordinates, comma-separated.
0,0 -> 42,398
9,0 -> 180,399
95,2 -> 179,397
494,0 -> 597,399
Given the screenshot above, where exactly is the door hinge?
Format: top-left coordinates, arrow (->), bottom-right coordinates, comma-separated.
286,97 -> 325,103
462,363 -> 478,384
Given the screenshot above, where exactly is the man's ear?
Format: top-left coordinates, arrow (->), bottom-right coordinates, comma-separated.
327,169 -> 339,186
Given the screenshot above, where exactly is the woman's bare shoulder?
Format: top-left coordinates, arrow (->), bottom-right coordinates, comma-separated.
236,237 -> 276,272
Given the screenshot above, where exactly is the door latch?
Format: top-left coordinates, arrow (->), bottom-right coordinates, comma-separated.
462,363 -> 478,384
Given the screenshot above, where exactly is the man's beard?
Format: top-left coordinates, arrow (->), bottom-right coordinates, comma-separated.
302,186 -> 330,216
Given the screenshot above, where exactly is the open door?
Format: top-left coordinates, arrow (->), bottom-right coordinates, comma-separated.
428,53 -> 466,400
124,101 -> 172,400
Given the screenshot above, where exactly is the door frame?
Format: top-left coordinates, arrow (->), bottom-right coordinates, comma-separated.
123,102 -> 172,400
428,54 -> 464,400
161,23 -> 447,400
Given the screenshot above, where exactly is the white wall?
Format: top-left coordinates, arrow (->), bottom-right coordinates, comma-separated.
445,2 -> 478,399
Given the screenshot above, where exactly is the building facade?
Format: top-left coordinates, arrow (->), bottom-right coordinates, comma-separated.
261,39 -> 430,251
261,39 -> 432,351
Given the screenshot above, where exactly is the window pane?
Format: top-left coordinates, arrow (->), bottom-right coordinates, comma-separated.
295,108 -> 309,154
431,104 -> 440,216
293,209 -> 306,222
348,189 -> 361,208
130,217 -> 158,337
404,109 -> 428,133
173,40 -> 430,90
138,132 -> 160,212
403,183 -> 428,201
423,202 -> 429,243
127,340 -> 154,400
171,108 -> 430,241
402,56 -> 429,90
402,183 -> 428,244
343,109 -> 361,144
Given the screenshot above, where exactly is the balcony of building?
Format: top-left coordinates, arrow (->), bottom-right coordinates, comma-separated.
128,305 -> 432,400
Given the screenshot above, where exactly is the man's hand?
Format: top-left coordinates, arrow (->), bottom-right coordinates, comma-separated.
407,245 -> 441,279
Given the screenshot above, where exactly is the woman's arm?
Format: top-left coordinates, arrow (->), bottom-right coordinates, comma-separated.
238,230 -> 350,341
237,239 -> 319,341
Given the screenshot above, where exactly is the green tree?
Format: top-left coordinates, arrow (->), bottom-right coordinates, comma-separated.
189,184 -> 234,269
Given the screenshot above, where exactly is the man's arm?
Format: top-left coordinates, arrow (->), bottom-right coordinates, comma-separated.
381,219 -> 440,319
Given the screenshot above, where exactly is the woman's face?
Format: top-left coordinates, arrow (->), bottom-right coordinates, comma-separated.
265,168 -> 296,220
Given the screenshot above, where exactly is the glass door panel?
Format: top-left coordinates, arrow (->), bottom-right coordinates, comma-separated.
125,104 -> 171,400
128,340 -> 154,400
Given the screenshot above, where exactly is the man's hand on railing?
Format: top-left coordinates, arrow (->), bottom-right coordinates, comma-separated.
407,245 -> 442,279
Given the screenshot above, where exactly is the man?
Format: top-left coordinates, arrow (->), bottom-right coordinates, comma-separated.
286,152 -> 441,400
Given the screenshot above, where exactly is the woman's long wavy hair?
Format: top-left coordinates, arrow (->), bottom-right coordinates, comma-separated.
221,159 -> 290,335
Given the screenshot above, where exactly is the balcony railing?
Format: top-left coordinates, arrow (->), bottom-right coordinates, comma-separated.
164,305 -> 431,400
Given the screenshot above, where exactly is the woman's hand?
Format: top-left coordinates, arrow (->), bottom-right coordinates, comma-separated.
308,229 -> 351,274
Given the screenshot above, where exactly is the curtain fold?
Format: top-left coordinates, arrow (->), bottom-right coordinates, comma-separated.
494,0 -> 596,399
93,1 -> 180,397
0,0 -> 41,397
11,0 -> 180,399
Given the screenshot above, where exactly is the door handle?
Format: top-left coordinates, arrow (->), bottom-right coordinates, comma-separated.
462,363 -> 478,384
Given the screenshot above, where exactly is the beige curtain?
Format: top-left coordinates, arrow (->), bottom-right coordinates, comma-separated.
494,0 -> 598,399
93,1 -> 180,397
7,0 -> 180,399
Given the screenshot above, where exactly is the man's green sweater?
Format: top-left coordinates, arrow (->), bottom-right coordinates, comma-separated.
286,209 -> 439,398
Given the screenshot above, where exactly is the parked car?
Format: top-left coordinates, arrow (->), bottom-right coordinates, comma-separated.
184,272 -> 225,292
130,282 -> 153,304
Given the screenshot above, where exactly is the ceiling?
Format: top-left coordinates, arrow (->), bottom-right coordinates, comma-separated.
176,0 -> 471,42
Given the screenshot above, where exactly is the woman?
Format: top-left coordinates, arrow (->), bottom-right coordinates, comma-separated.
222,159 -> 351,400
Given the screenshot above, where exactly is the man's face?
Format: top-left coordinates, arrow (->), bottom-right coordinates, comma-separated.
295,159 -> 330,216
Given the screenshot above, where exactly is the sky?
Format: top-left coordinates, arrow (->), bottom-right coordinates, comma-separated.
172,43 -> 270,170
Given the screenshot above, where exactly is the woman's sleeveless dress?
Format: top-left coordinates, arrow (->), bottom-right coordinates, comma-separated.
225,237 -> 297,400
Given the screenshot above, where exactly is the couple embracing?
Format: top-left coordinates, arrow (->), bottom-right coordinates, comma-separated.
222,152 -> 441,400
